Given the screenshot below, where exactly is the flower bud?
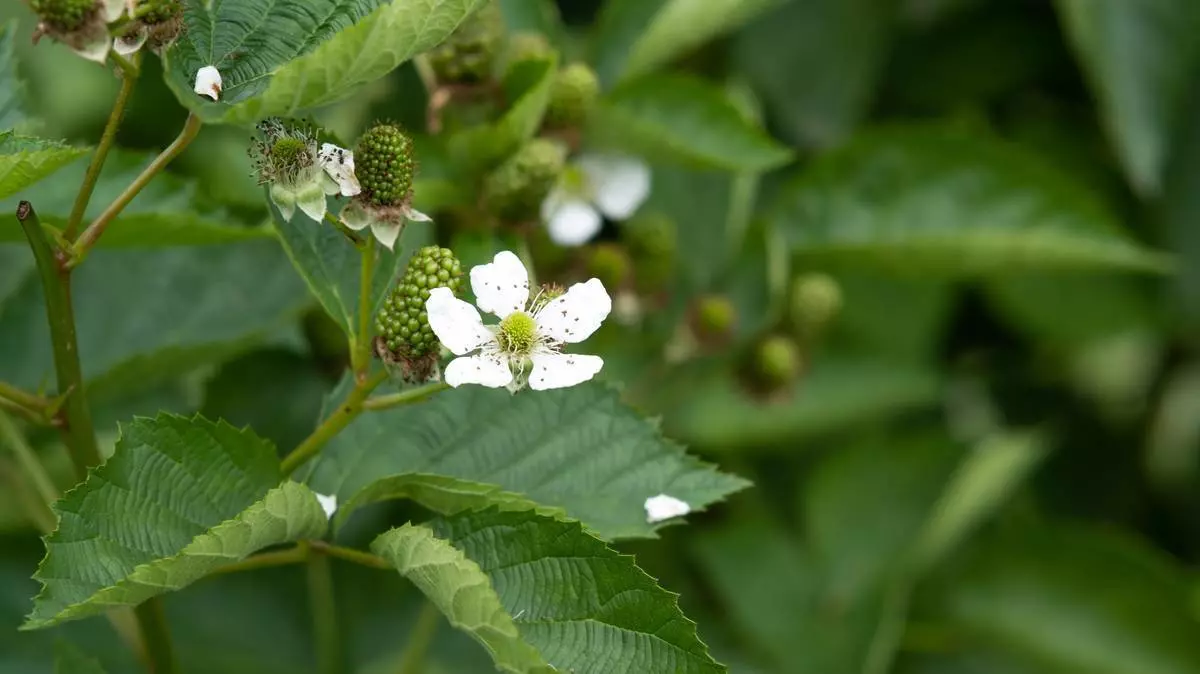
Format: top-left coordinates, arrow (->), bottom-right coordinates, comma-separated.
690,295 -> 737,344
790,273 -> 842,337
483,138 -> 565,222
545,63 -> 600,129
506,31 -> 554,67
377,247 -> 465,375
31,0 -> 96,32
354,123 -> 416,207
621,212 -> 677,293
750,335 -> 804,394
585,244 -> 632,292
427,0 -> 505,84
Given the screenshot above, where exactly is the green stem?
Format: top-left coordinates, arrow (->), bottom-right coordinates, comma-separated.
353,240 -> 377,381
213,545 -> 308,575
16,202 -> 101,480
0,410 -> 60,510
280,370 -> 389,476
310,540 -> 391,570
305,543 -> 343,674
362,381 -> 450,411
396,601 -> 441,674
133,599 -> 178,674
862,574 -> 915,674
65,54 -> 140,240
71,113 -> 203,265
0,380 -> 53,416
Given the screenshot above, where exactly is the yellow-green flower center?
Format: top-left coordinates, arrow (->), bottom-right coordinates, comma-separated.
497,312 -> 537,355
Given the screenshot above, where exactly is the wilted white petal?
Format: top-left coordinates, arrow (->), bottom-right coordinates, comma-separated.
318,143 -> 361,197
70,25 -> 113,64
579,154 -> 651,220
404,206 -> 433,223
644,494 -> 690,524
113,25 -> 147,56
426,287 -> 494,356
339,200 -> 370,231
194,65 -> 222,101
269,183 -> 298,222
369,221 -> 403,250
315,493 -> 338,518
470,251 -> 530,319
295,182 -> 328,222
103,0 -> 130,22
534,278 -> 611,344
445,353 -> 513,389
545,197 -> 602,247
528,352 -> 603,391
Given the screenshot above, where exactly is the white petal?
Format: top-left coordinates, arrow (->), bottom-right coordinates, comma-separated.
534,278 -> 611,344
470,251 -> 530,319
194,65 -> 222,101
315,493 -> 338,518
103,0 -> 130,22
295,182 -> 328,222
426,287 -> 494,356
404,206 -> 433,223
339,200 -> 370,230
528,352 -> 603,391
369,221 -> 403,250
113,25 -> 146,55
579,154 -> 651,220
445,353 -> 513,389
644,494 -> 690,524
70,26 -> 113,64
318,143 -> 361,197
269,183 -> 297,222
544,197 -> 601,247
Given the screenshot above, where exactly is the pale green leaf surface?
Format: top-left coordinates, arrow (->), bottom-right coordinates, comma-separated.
590,0 -> 669,86
0,21 -> 27,129
270,199 -> 431,336
594,74 -> 792,173
24,415 -> 328,629
448,57 -> 557,171
0,241 -> 310,397
218,0 -> 488,124
0,133 -> 86,200
621,0 -> 783,82
332,472 -> 566,532
1054,0 -> 1200,195
373,509 -> 726,674
770,125 -> 1171,275
985,273 -> 1158,347
307,383 -> 748,540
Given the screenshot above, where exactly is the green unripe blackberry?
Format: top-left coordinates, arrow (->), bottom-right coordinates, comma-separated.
484,139 -> 565,222
621,212 -> 677,292
31,0 -> 96,31
137,0 -> 182,24
506,32 -> 553,67
692,295 -> 737,343
377,247 -> 464,358
355,124 -> 415,207
751,335 -> 804,393
428,1 -> 505,84
790,273 -> 842,335
545,63 -> 599,129
585,244 -> 631,291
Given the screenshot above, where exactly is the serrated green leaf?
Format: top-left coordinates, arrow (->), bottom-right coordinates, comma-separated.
372,509 -> 726,674
594,74 -> 792,173
270,199 -> 431,337
1054,0 -> 1200,195
0,133 -> 87,200
54,642 -> 106,674
213,0 -> 488,124
0,240 -> 310,400
926,523 -> 1200,674
770,125 -> 1171,275
448,56 -> 558,171
0,21 -> 28,129
333,472 -> 566,531
661,356 -> 942,452
307,382 -> 748,540
23,415 -> 328,630
732,0 -> 896,148
0,149 -> 272,247
620,0 -> 784,83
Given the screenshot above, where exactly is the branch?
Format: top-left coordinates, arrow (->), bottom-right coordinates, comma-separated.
280,370 -> 389,475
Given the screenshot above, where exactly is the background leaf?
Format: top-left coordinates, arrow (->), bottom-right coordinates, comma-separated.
0,21 -> 27,129
0,133 -> 86,200
24,415 -> 327,630
448,56 -> 558,171
373,509 -> 726,674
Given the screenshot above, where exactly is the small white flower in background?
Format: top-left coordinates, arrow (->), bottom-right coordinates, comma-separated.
426,251 -> 612,392
194,66 -> 223,101
251,119 -> 357,223
541,154 -> 651,246
644,494 -> 690,524
315,493 -> 338,519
